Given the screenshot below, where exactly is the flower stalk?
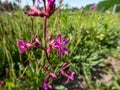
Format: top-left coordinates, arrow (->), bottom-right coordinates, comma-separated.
43,16 -> 47,48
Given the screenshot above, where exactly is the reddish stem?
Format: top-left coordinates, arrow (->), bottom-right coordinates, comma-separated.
43,16 -> 47,48
43,16 -> 54,69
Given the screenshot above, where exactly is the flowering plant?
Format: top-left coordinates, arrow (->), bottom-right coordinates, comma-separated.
17,0 -> 75,89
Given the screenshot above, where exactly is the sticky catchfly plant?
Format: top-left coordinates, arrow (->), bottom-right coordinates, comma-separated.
17,0 -> 75,89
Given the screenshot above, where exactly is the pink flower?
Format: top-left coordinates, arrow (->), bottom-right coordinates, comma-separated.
17,40 -> 33,54
46,0 -> 56,17
26,42 -> 34,50
17,41 -> 26,54
60,62 -> 75,84
52,34 -> 69,57
32,36 -> 41,46
47,46 -> 52,54
42,72 -> 57,90
92,4 -> 97,9
47,0 -> 55,10
42,80 -> 52,90
25,0 -> 56,18
25,6 -> 46,17
49,72 -> 57,78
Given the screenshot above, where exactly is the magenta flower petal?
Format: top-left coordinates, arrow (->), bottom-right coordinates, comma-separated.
47,84 -> 52,89
58,48 -> 62,57
60,70 -> 68,77
47,46 -> 52,54
17,41 -> 25,47
69,71 -> 75,80
65,71 -> 75,84
63,48 -> 68,54
42,83 -> 52,90
18,41 -> 27,54
48,0 -> 55,7
63,38 -> 69,45
56,34 -> 62,43
49,34 -> 69,56
42,72 -> 56,90
46,0 -> 56,17
47,34 -> 69,56
50,73 -> 57,78
26,42 -> 33,50
60,62 -> 75,84
17,40 -> 34,54
20,48 -> 26,54
53,41 -> 61,48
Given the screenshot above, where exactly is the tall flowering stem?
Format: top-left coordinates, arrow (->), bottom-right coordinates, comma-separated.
43,16 -> 53,68
31,17 -> 34,31
17,0 -> 75,90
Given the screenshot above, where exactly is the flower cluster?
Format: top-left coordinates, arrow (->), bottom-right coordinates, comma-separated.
42,72 -> 57,90
17,35 -> 41,54
60,62 -> 75,84
47,34 -> 69,57
41,62 -> 75,90
25,0 -> 56,18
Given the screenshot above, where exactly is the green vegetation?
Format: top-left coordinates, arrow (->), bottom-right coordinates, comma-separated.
0,1 -> 120,90
85,0 -> 120,12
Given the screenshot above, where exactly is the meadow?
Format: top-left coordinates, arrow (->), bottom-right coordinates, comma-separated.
0,7 -> 120,90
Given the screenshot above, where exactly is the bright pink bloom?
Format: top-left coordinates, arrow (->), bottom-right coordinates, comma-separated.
47,0 -> 55,9
47,46 -> 52,54
49,72 -> 57,78
17,40 -> 33,54
60,62 -> 75,84
26,42 -> 34,50
42,79 -> 52,90
25,0 -> 56,18
92,4 -> 97,9
42,72 -> 57,90
17,41 -> 26,54
46,0 -> 56,17
52,34 -> 69,57
25,6 -> 46,17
